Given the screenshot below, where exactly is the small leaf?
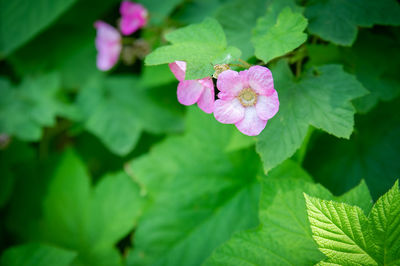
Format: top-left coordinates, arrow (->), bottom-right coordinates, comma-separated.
252,7 -> 308,63
145,18 -> 241,80
0,73 -> 77,141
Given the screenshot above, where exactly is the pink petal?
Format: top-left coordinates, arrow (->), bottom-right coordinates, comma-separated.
94,21 -> 121,71
235,107 -> 267,136
119,1 -> 148,35
177,80 -> 204,106
216,70 -> 243,98
120,17 -> 141,35
97,50 -> 119,71
196,78 -> 215,113
246,65 -> 274,96
214,99 -> 245,124
169,61 -> 186,81
94,21 -> 121,44
256,92 -> 279,120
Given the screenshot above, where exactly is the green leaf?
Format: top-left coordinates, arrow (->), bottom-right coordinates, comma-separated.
305,0 -> 400,45
0,0 -> 77,57
126,107 -> 262,266
0,243 -> 76,266
173,0 -> 221,24
0,141 -> 35,209
337,180 -> 373,214
145,18 -> 241,80
305,181 -> 400,265
42,150 -> 146,265
215,0 -> 268,60
252,7 -> 308,63
368,180 -> 400,264
0,73 -> 77,141
140,65 -> 176,88
205,160 -> 372,265
307,31 -> 400,113
256,60 -> 367,172
305,195 -> 377,265
304,97 -> 400,200
76,75 -> 183,156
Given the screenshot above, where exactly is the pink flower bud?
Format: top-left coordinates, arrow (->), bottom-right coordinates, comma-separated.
119,1 -> 148,35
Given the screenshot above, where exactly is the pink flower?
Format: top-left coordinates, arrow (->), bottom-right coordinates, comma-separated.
94,21 -> 122,71
119,1 -> 148,35
214,66 -> 279,136
169,61 -> 215,114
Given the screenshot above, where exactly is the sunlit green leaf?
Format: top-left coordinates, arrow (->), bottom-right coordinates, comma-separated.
305,181 -> 400,265
205,160 -> 371,265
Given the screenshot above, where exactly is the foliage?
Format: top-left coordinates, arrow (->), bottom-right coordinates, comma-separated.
305,181 -> 400,265
0,0 -> 399,265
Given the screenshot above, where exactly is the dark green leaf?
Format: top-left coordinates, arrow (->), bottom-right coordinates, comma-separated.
304,97 -> 400,200
256,60 -> 367,172
0,0 -> 77,57
305,0 -> 400,45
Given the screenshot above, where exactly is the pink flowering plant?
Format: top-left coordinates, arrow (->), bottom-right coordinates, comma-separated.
1,0 -> 400,266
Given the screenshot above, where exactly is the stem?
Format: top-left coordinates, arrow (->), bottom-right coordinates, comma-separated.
238,58 -> 252,68
296,59 -> 302,77
122,37 -> 135,45
229,63 -> 248,68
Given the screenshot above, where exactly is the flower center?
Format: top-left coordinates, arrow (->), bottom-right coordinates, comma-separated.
237,88 -> 257,107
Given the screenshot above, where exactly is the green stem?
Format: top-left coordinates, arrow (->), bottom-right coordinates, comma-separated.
296,59 -> 302,77
229,63 -> 248,68
122,37 -> 135,45
238,58 -> 252,68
